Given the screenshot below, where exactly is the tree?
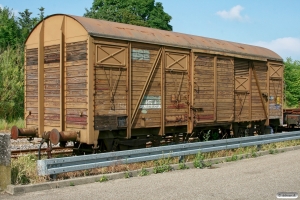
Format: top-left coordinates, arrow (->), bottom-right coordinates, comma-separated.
0,7 -> 21,49
18,9 -> 36,45
0,6 -> 46,120
38,7 -> 45,21
284,57 -> 300,108
18,7 -> 45,45
84,0 -> 172,31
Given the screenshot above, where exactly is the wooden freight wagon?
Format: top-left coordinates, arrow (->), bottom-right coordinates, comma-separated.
12,14 -> 284,151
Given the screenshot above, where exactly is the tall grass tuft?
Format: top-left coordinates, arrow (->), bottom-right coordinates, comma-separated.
11,154 -> 47,185
0,118 -> 24,130
0,46 -> 24,121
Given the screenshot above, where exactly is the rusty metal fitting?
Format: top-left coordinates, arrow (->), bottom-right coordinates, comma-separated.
49,128 -> 78,145
43,131 -> 51,140
11,126 -> 38,140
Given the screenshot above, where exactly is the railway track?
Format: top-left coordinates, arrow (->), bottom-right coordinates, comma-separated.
11,146 -> 73,158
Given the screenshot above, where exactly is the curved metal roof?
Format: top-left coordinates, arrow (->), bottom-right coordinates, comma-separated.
34,14 -> 284,61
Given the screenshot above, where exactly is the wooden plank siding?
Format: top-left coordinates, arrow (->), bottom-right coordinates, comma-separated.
252,61 -> 268,121
25,48 -> 38,127
94,40 -> 128,131
268,62 -> 283,119
193,54 -> 234,124
131,46 -> 162,128
234,59 -> 250,122
65,41 -> 88,129
164,49 -> 189,127
216,57 -> 234,121
193,54 -> 215,122
43,44 -> 60,127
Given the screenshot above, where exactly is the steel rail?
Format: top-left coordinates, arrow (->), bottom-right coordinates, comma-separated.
11,146 -> 73,155
37,131 -> 300,176
11,147 -> 73,158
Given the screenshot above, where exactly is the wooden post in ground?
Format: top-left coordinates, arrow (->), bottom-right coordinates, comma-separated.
0,133 -> 11,191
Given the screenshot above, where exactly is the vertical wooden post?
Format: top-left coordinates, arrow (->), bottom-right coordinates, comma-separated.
127,42 -> 132,138
266,62 -> 270,125
187,51 -> 194,134
281,64 -> 284,125
0,134 -> 11,191
24,48 -> 27,129
160,47 -> 165,136
87,36 -> 97,144
60,16 -> 65,131
38,21 -> 45,137
214,56 -> 217,121
249,61 -> 252,122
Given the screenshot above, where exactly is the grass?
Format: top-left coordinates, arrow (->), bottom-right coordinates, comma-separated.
124,171 -> 131,178
153,156 -> 172,174
11,154 -> 46,185
0,118 -> 24,131
99,175 -> 108,182
10,139 -> 300,185
139,168 -> 149,176
178,162 -> 189,170
193,152 -> 205,168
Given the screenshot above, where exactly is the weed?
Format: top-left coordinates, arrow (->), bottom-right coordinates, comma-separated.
11,154 -> 40,185
269,149 -> 275,154
193,152 -> 205,168
124,171 -> 131,179
139,168 -> 149,176
205,161 -> 212,167
70,182 -> 75,186
212,131 -> 219,140
226,154 -> 238,162
99,176 -> 108,182
203,130 -> 211,141
153,157 -> 172,173
0,118 -> 24,131
275,149 -> 278,154
178,163 -> 189,170
232,155 -> 238,161
251,152 -> 257,157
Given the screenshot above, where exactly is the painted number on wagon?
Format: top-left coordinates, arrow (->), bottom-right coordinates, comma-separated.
140,96 -> 161,109
132,49 -> 150,61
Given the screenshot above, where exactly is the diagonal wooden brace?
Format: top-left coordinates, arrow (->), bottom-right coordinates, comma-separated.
252,63 -> 268,118
131,48 -> 162,125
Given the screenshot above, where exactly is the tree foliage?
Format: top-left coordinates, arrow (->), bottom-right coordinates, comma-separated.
0,7 -> 21,49
284,57 -> 300,108
0,6 -> 44,120
84,0 -> 172,30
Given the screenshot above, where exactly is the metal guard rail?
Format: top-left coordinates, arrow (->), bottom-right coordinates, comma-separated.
37,131 -> 300,176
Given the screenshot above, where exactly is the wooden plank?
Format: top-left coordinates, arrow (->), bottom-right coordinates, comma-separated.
44,107 -> 60,114
66,102 -> 88,108
66,60 -> 87,67
38,21 -> 45,137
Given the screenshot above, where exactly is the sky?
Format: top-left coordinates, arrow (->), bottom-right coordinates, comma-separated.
1,0 -> 299,61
